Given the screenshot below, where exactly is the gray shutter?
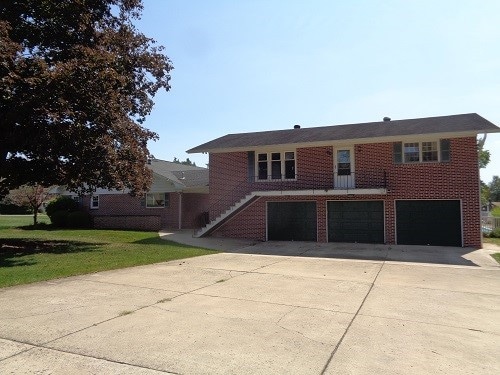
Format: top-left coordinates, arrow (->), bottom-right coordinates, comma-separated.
165,193 -> 170,208
440,139 -> 450,162
248,151 -> 255,182
393,142 -> 402,164
140,196 -> 146,207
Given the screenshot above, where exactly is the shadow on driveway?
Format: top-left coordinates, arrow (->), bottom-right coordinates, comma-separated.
227,241 -> 494,267
160,230 -> 498,267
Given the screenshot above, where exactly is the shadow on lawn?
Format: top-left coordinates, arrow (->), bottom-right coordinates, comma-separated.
0,239 -> 103,267
132,236 -> 204,249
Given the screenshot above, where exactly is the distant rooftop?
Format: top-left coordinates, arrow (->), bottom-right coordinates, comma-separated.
148,159 -> 208,189
187,113 -> 499,153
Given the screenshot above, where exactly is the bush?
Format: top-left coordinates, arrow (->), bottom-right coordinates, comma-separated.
50,210 -> 69,228
489,228 -> 500,238
45,196 -> 79,218
67,211 -> 91,228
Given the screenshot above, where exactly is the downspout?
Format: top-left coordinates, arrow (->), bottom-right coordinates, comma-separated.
478,133 -> 487,248
178,192 -> 182,230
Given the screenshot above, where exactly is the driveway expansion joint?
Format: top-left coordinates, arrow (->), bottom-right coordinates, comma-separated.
0,336 -> 176,373
320,259 -> 387,374
355,313 -> 498,335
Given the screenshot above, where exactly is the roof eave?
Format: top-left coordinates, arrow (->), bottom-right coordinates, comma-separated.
187,129 -> 495,154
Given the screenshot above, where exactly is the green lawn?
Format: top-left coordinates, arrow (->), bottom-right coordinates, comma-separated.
0,215 -> 216,288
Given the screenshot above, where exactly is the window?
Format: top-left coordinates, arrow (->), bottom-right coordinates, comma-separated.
422,141 -> 438,161
258,153 -> 268,180
337,150 -> 352,175
395,140 -> 449,164
256,151 -> 296,180
284,152 -> 295,179
71,196 -> 80,205
404,142 -> 420,162
90,195 -> 99,209
146,193 -> 169,208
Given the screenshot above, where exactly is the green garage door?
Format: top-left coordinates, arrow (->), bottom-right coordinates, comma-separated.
328,201 -> 384,243
267,202 -> 317,241
396,200 -> 461,246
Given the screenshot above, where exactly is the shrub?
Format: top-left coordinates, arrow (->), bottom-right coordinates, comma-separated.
45,196 -> 78,218
67,211 -> 92,228
50,210 -> 69,227
490,228 -> 500,238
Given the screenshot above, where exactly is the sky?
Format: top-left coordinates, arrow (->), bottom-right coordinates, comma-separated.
135,0 -> 500,183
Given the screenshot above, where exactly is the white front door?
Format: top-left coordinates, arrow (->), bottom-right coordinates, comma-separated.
334,147 -> 355,188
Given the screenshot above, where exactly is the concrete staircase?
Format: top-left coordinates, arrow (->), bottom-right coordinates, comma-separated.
194,193 -> 258,238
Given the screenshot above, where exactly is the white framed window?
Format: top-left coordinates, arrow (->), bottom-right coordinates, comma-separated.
403,142 -> 421,162
90,195 -> 99,209
146,193 -> 169,208
256,151 -> 296,181
422,141 -> 438,161
395,140 -> 449,164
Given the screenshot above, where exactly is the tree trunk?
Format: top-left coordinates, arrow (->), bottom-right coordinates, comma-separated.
33,208 -> 38,226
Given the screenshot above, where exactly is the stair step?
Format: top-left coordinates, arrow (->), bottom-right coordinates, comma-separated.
195,193 -> 257,238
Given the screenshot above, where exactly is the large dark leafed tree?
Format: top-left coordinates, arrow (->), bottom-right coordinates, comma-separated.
0,0 -> 173,197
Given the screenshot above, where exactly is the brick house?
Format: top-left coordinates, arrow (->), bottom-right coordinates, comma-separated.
54,159 -> 209,231
188,113 -> 499,247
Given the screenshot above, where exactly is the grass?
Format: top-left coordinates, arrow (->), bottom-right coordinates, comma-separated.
0,215 -> 216,288
483,237 -> 500,264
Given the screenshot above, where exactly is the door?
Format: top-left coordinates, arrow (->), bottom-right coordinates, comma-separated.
334,147 -> 354,188
267,202 -> 317,241
396,200 -> 462,246
328,201 -> 384,243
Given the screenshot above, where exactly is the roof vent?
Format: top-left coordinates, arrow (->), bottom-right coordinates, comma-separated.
383,117 -> 391,122
294,124 -> 301,129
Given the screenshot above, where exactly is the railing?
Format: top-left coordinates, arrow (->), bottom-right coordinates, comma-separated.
248,170 -> 387,193
482,216 -> 500,232
193,169 -> 387,234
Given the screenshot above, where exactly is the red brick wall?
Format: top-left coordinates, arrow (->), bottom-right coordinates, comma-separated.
213,195 -> 388,243
209,152 -> 250,220
182,193 -> 210,228
94,215 -> 162,231
82,192 -> 209,231
208,137 -> 481,247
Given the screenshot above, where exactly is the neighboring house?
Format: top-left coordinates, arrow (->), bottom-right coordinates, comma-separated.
53,159 -> 209,231
187,113 -> 500,248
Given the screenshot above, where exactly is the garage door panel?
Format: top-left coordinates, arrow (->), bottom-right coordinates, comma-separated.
267,202 -> 317,241
396,200 -> 461,247
328,201 -> 384,244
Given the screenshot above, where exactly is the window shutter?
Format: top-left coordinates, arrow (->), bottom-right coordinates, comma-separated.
247,151 -> 255,181
393,142 -> 402,164
440,139 -> 450,162
140,196 -> 146,207
165,193 -> 170,208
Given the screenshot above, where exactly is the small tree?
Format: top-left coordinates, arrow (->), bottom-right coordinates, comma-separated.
6,184 -> 53,225
172,157 -> 197,166
481,181 -> 490,207
490,176 -> 500,202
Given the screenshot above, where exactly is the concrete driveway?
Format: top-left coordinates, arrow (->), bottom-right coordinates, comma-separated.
1,239 -> 499,374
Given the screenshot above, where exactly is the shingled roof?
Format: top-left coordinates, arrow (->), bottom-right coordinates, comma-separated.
187,113 -> 499,154
148,159 -> 208,189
